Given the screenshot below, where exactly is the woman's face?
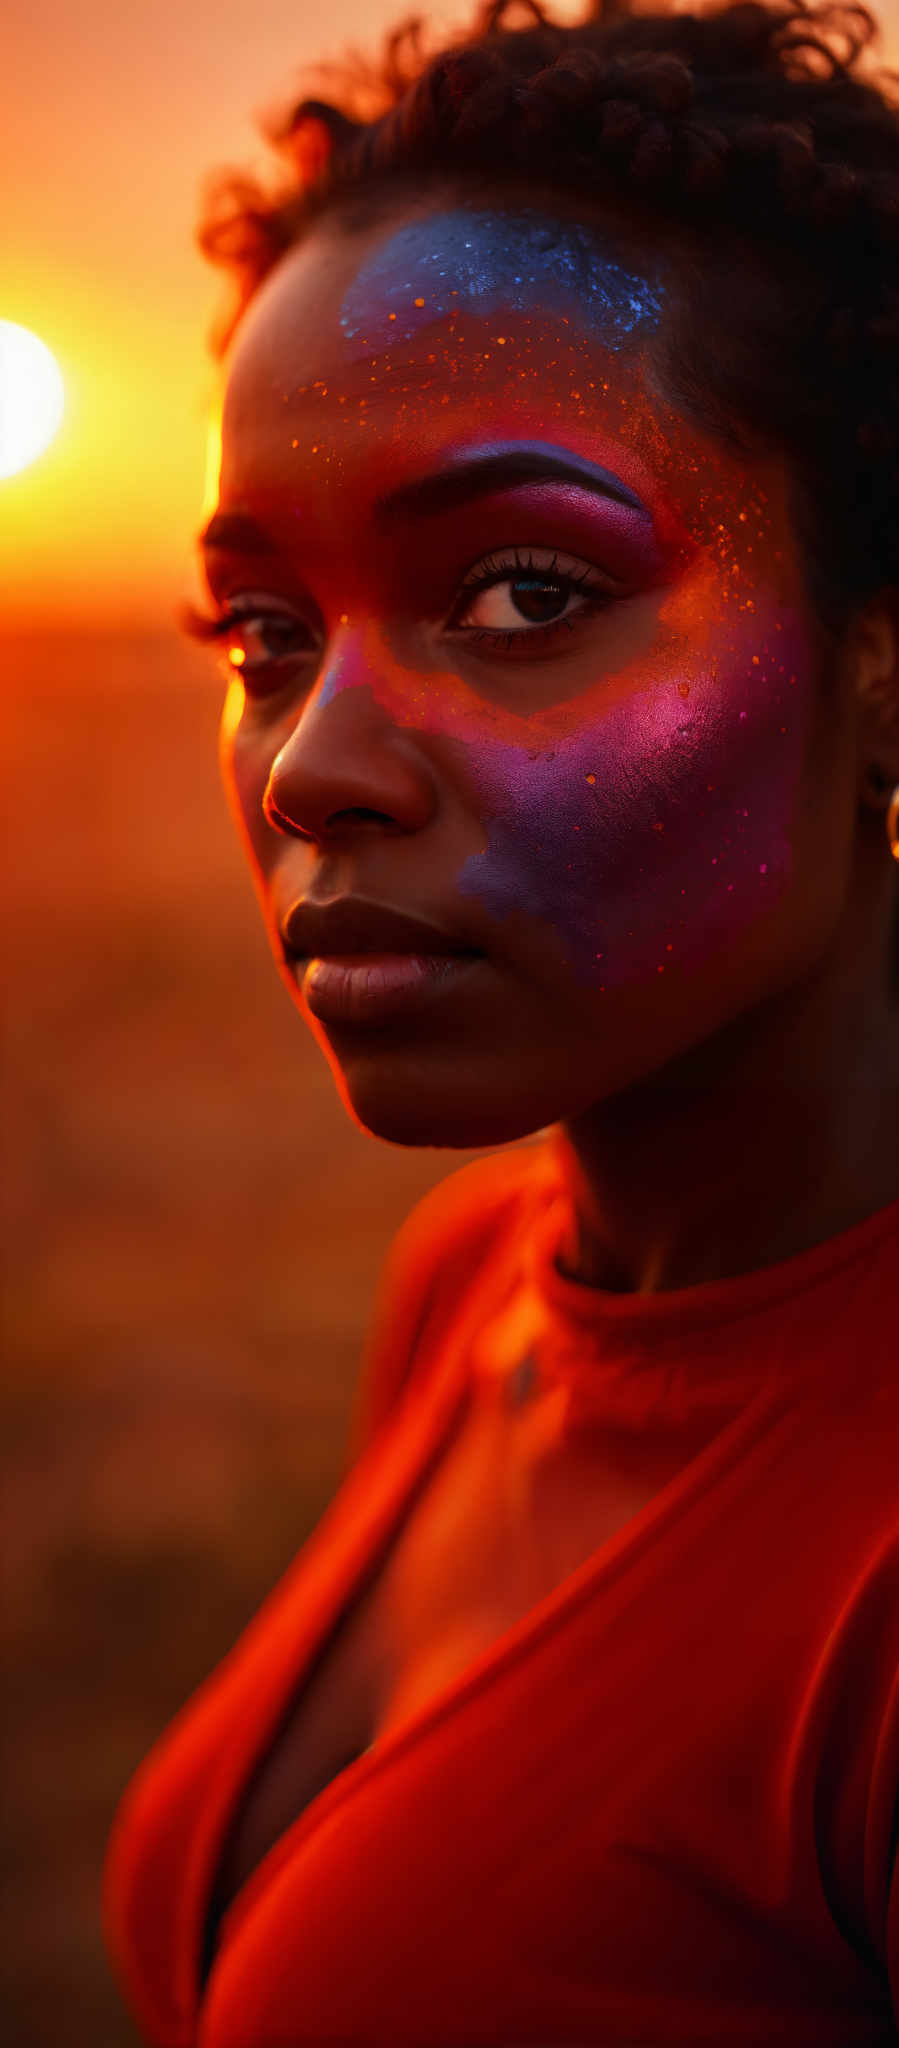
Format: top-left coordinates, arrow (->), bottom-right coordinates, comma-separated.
201,189 -> 857,1146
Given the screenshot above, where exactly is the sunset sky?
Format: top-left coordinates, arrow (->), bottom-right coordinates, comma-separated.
3,0 -> 898,633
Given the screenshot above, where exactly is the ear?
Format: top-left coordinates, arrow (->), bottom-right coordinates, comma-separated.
849,588 -> 899,812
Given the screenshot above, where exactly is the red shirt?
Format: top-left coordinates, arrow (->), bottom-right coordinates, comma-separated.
102,1138 -> 899,2045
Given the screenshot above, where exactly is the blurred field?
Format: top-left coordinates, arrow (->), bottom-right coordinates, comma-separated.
1,627 -> 508,2047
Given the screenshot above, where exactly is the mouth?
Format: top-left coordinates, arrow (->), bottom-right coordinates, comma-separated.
293,948 -> 487,1027
279,893 -> 484,964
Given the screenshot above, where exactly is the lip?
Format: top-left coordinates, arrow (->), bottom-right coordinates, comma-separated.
280,895 -> 483,962
297,950 -> 486,1026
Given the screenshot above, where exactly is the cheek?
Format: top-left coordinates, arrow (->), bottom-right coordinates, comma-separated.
454,605 -> 816,989
219,683 -> 275,865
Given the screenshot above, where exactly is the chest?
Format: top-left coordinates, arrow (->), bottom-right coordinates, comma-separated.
201,1372 -> 697,1976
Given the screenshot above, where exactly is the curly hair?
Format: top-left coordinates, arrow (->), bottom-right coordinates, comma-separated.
193,0 -> 899,966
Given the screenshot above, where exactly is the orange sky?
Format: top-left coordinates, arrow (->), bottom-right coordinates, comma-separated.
2,0 -> 897,633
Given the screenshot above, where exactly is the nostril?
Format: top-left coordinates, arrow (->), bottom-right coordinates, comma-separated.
328,807 -> 395,826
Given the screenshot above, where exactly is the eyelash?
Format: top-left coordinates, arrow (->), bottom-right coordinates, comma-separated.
179,545 -> 616,692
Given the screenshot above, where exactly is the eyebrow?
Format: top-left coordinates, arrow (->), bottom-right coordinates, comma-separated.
373,443 -> 648,524
197,441 -> 648,556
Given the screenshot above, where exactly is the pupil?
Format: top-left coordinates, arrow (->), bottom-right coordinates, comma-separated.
511,576 -> 566,624
263,622 -> 294,655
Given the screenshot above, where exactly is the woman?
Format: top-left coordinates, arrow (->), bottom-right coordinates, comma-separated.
102,1 -> 899,2042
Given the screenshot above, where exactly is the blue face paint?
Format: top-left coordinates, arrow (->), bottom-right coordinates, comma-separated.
339,207 -> 664,351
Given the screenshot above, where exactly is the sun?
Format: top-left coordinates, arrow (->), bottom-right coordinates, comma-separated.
0,321 -> 65,480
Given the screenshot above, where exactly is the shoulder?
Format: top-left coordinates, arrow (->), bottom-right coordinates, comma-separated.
389,1142 -> 552,1265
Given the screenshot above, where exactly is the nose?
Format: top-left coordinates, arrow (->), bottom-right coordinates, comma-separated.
261,659 -> 437,845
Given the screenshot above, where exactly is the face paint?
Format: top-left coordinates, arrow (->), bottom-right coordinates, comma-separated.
333,213 -> 811,985
451,605 -> 813,989
214,199 -> 821,1044
338,206 -> 664,353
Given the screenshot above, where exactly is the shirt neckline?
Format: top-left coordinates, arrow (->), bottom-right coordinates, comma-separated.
528,1165 -> 899,1342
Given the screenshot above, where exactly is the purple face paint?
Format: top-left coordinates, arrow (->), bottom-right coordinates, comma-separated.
451,608 -> 814,989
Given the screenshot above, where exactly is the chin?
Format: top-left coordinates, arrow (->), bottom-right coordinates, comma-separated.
328,1053 -> 556,1151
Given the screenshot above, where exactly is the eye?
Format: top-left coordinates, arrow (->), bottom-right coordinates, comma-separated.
177,598 -> 315,694
177,541 -> 621,690
445,545 -> 617,657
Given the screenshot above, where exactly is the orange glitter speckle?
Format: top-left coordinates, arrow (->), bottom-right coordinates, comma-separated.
229,648 -> 246,668
752,655 -> 760,665
586,772 -> 596,784
291,439 -> 298,449
311,444 -> 318,452
414,297 -> 425,306
677,681 -> 690,699
339,614 -> 348,625
388,312 -> 397,320
496,336 -> 507,345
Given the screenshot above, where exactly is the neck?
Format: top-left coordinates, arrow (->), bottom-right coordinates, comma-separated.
556,869 -> 899,1296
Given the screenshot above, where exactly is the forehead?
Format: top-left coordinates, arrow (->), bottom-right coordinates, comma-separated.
221,195 -> 666,427
213,192 -> 795,579
336,202 -> 664,353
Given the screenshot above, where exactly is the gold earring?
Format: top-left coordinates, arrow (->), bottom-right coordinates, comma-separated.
888,784 -> 899,862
